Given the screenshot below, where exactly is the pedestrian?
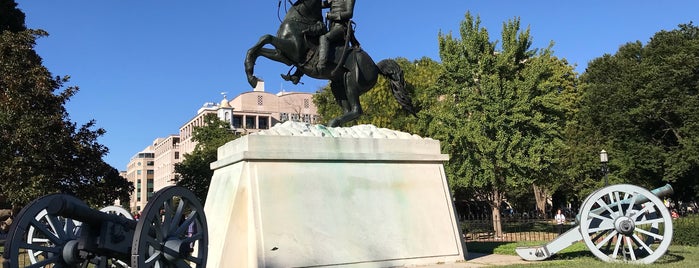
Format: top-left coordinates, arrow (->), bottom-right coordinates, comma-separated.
555,209 -> 566,235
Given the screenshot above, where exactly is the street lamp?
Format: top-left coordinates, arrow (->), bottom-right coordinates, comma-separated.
600,150 -> 609,186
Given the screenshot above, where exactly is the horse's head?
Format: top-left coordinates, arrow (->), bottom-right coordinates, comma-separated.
287,0 -> 323,22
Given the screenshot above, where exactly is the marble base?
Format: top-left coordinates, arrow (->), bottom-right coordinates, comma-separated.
204,124 -> 465,267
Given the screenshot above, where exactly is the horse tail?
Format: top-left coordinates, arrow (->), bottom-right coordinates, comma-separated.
376,59 -> 418,117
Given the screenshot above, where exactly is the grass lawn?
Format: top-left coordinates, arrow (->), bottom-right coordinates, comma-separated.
467,241 -> 699,267
3,241 -> 697,267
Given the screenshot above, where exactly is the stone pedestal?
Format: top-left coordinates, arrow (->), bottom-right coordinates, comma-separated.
205,123 -> 465,267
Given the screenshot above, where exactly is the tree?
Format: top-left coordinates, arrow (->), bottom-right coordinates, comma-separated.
0,0 -> 25,33
1,0 -> 133,207
312,57 -> 441,133
577,22 -> 699,200
425,13 -> 573,236
78,166 -> 133,208
173,113 -> 238,203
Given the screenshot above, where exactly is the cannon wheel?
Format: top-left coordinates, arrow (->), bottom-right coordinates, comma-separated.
579,184 -> 673,264
2,194 -> 84,267
100,205 -> 134,219
131,186 -> 208,267
2,195 -> 136,268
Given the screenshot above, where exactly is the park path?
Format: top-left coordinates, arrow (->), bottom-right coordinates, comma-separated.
419,253 -> 531,267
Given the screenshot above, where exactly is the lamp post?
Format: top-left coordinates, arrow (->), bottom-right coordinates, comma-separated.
600,150 -> 609,186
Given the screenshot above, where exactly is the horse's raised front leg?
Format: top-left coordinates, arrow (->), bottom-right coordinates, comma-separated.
245,34 -> 299,88
245,35 -> 271,87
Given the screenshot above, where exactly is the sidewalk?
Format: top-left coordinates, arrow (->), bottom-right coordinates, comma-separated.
420,253 -> 531,267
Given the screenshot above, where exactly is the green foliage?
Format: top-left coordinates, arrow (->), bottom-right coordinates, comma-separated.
577,22 -> 699,200
312,85 -> 342,125
426,12 -> 574,210
0,0 -> 26,32
173,113 -> 238,203
0,6 -> 132,208
673,215 -> 699,246
312,57 -> 441,133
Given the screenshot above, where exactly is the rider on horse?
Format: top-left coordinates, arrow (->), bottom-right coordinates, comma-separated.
318,0 -> 356,71
249,0 -> 416,126
281,0 -> 356,85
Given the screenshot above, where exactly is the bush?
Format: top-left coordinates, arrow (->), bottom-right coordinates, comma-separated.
673,215 -> 699,246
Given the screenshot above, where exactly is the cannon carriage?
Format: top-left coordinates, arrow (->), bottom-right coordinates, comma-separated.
516,184 -> 674,264
2,186 -> 208,268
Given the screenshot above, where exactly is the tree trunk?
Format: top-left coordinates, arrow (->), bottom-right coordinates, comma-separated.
490,188 -> 503,238
533,184 -> 549,218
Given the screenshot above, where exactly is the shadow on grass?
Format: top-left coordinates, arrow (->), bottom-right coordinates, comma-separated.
551,248 -> 686,264
466,242 -> 514,254
654,252 -> 685,264
549,250 -> 595,260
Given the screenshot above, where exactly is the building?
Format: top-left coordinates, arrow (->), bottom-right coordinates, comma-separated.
126,148 -> 155,214
152,135 -> 181,191
178,101 -> 230,157
124,81 -> 319,211
180,81 -> 318,156
228,81 -> 319,135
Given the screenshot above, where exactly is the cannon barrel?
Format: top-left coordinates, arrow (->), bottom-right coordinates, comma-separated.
47,195 -> 137,230
575,184 -> 673,223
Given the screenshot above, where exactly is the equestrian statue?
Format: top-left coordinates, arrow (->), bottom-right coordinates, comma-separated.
244,0 -> 417,127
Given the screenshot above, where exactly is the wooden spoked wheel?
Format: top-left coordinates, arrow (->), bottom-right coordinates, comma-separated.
131,186 -> 208,267
2,194 -> 83,267
2,194 -> 135,268
579,184 -> 673,264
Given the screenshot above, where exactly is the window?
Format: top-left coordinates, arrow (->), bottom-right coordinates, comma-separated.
146,170 -> 154,175
147,179 -> 154,200
304,98 -> 310,108
136,180 -> 142,201
233,115 -> 243,129
303,114 -> 311,123
291,113 -> 300,121
146,161 -> 154,166
175,152 -> 180,159
137,170 -> 142,175
139,153 -> 154,158
257,95 -> 263,105
280,113 -> 289,122
246,116 -> 256,129
258,117 -> 269,129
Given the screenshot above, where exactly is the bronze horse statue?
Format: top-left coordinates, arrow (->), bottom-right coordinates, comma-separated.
244,0 -> 417,127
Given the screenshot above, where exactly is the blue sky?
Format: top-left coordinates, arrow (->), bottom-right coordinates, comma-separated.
15,0 -> 699,170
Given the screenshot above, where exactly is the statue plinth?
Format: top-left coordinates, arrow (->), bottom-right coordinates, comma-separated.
205,122 -> 465,267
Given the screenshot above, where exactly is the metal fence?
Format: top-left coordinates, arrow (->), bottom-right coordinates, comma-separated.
461,213 -> 699,243
461,214 -> 574,242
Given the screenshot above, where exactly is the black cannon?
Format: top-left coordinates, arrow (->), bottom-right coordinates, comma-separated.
2,186 -> 208,268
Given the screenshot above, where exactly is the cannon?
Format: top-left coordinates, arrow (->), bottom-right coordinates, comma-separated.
516,184 -> 674,264
2,186 -> 208,268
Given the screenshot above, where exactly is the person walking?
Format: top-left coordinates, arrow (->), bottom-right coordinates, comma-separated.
555,209 -> 566,235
